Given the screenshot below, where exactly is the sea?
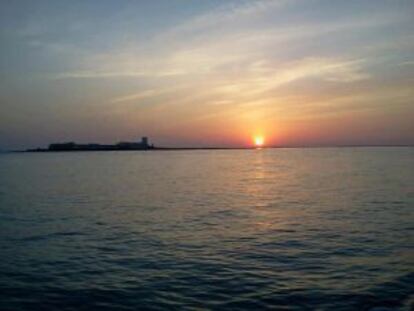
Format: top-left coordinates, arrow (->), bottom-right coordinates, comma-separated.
0,148 -> 413,311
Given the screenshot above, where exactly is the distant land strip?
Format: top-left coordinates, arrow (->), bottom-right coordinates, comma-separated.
1,136 -> 412,153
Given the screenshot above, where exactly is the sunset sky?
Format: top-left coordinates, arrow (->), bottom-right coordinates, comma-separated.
1,0 -> 413,149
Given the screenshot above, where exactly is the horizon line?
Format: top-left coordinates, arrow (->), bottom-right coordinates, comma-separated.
4,144 -> 414,153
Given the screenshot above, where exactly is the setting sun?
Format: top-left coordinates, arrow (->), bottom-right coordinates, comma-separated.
254,136 -> 265,147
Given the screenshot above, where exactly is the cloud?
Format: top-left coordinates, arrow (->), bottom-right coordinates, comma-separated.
46,0 -> 407,128
399,61 -> 414,66
54,71 -> 149,79
110,88 -> 184,103
51,1 -> 396,83
157,0 -> 292,40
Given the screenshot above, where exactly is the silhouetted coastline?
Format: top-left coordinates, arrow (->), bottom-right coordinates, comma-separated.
26,137 -> 155,152
23,136 -> 258,152
17,137 -> 414,153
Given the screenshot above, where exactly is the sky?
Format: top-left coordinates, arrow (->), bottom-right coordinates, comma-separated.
0,0 -> 413,149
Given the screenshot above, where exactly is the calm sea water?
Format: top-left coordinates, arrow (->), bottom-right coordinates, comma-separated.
0,148 -> 413,311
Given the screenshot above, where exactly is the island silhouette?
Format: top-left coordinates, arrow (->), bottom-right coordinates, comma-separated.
27,137 -> 154,152
21,138 -> 414,152
24,137 -> 254,152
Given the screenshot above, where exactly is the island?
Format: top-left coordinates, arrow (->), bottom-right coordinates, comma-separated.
27,137 -> 154,152
22,136 -> 265,152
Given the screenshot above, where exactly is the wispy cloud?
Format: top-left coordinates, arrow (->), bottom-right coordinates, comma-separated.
54,71 -> 148,79
157,0 -> 293,41
52,1 -> 398,83
399,61 -> 414,66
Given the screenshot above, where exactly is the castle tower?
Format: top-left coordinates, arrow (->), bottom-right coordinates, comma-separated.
141,137 -> 148,147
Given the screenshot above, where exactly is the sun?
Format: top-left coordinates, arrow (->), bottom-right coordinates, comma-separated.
254,136 -> 265,147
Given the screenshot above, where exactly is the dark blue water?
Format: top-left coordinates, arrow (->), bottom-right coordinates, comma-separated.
0,148 -> 413,310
